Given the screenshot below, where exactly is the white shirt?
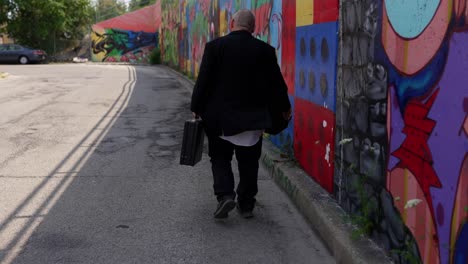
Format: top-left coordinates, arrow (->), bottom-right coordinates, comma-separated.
220,130 -> 263,147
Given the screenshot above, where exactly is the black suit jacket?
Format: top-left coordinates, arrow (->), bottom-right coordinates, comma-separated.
190,30 -> 291,136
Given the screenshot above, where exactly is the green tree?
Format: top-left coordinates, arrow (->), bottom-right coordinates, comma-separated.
0,0 -> 11,26
95,0 -> 126,22
3,0 -> 93,53
128,0 -> 155,12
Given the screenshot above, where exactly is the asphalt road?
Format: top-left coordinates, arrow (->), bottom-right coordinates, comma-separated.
0,64 -> 334,264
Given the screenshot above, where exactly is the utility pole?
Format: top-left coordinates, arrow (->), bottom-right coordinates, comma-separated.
95,5 -> 98,24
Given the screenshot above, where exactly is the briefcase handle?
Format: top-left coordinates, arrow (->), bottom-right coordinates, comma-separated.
189,116 -> 202,122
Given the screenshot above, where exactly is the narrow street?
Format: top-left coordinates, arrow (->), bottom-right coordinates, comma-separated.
0,64 -> 334,264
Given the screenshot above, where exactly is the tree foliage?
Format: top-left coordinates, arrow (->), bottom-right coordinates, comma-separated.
0,0 -> 12,29
95,0 -> 127,22
1,0 -> 93,53
128,0 -> 155,12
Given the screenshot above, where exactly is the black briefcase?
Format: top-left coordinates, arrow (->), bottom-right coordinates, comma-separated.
180,119 -> 205,166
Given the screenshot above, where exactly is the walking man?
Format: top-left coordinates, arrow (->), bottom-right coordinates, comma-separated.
191,9 -> 291,219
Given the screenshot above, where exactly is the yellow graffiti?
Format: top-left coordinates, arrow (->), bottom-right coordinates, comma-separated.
91,28 -> 107,62
296,0 -> 314,26
220,10 -> 228,36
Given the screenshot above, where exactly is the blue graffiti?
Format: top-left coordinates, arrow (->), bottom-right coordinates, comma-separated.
454,222 -> 468,264
374,2 -> 449,113
384,0 -> 441,38
92,28 -> 158,59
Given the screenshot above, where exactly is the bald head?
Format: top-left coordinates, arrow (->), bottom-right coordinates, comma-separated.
230,9 -> 255,33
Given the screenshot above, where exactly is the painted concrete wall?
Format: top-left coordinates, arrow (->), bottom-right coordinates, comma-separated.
336,1 -> 468,263
91,2 -> 161,63
103,1 -> 468,263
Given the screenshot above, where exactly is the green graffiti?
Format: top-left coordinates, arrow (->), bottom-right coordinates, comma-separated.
163,30 -> 178,66
160,0 -> 180,66
251,0 -> 269,9
256,34 -> 268,43
190,11 -> 209,39
234,0 -> 243,10
105,29 -> 129,51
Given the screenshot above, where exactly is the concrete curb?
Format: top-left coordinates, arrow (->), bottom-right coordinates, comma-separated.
83,62 -> 151,66
261,140 -> 393,264
164,65 -> 393,264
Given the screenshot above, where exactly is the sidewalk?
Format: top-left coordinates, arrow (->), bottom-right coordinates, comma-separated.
169,66 -> 393,264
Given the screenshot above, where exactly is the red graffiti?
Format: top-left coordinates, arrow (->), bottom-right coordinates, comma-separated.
189,4 -> 195,22
313,0 -> 339,23
461,97 -> 468,136
199,0 -> 210,17
252,3 -> 272,36
281,0 -> 295,94
294,98 -> 335,193
191,35 -> 207,68
392,89 -> 442,220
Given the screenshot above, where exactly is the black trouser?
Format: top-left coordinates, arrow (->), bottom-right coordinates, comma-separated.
207,135 -> 262,211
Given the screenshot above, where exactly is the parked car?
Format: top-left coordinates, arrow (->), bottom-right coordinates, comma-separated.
0,44 -> 47,64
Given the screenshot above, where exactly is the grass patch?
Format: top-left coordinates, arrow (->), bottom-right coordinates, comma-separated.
149,47 -> 161,65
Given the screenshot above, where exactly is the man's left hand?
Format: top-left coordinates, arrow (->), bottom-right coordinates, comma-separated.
282,108 -> 292,121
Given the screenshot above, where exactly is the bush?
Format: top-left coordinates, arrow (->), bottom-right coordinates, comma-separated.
149,47 -> 161,65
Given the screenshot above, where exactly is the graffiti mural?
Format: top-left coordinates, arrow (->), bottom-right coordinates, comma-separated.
337,0 -> 468,263
91,3 -> 161,63
383,0 -> 468,262
160,0 -> 180,66
281,0 -> 295,95
160,0 -> 219,76
186,0 -> 219,76
92,28 -> 158,63
269,0 -> 295,151
294,0 -> 338,193
162,0 -> 283,78
250,0 -> 282,58
335,0 -> 389,226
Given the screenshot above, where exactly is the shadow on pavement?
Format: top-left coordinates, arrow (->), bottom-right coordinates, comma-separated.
1,65 -> 193,263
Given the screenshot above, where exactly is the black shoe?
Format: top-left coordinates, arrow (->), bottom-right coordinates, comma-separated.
237,205 -> 254,219
214,199 -> 236,219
